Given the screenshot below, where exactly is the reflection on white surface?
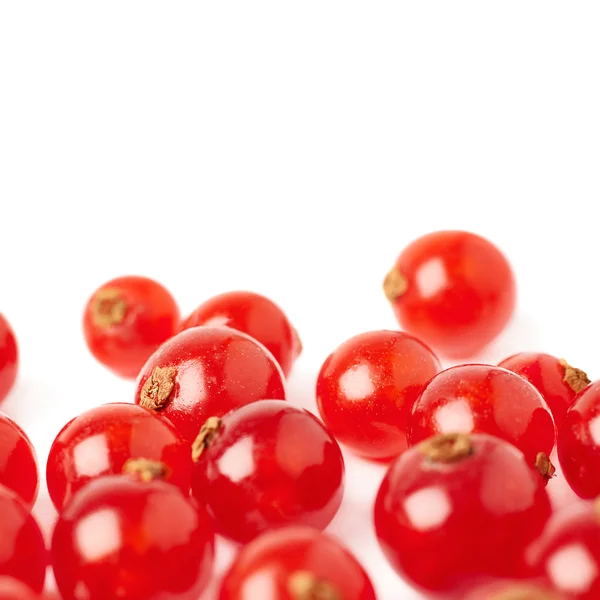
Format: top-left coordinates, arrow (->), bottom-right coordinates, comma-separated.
404,486 -> 452,531
76,508 -> 122,562
547,543 -> 598,593
240,569 -> 277,599
434,399 -> 474,433
588,415 -> 600,445
73,434 -> 110,477
416,258 -> 447,299
339,364 -> 375,401
218,437 -> 255,483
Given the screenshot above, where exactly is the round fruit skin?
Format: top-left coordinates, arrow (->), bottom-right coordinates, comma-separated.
558,381 -> 600,499
46,403 -> 191,510
52,475 -> 214,600
500,352 -> 586,426
135,326 -> 286,444
0,485 -> 47,593
83,275 -> 180,379
374,433 -> 552,596
218,526 -> 376,600
0,315 -> 18,404
316,330 -> 441,461
408,364 -> 556,465
0,412 -> 38,508
191,400 -> 345,544
387,230 -> 516,357
0,577 -> 40,600
527,501 -> 600,599
180,291 -> 301,377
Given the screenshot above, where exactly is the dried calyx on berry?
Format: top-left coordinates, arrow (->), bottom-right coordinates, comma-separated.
287,570 -> 340,600
535,452 -> 556,483
191,417 -> 222,462
139,366 -> 177,410
490,585 -> 560,600
382,268 -> 408,302
122,458 -> 171,482
559,358 -> 591,394
419,433 -> 474,463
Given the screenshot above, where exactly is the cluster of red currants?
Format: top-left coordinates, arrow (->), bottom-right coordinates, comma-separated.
0,230 -> 598,599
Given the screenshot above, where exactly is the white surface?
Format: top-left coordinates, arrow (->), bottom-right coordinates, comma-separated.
1,3 -> 599,599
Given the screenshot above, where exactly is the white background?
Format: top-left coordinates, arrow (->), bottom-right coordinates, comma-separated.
1,3 -> 599,599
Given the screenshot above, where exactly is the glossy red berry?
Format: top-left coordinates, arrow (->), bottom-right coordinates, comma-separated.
527,501 -> 600,599
0,577 -> 39,600
408,364 -> 556,466
558,381 -> 600,499
180,291 -> 302,377
384,230 -> 516,357
0,315 -> 18,404
500,353 -> 590,426
191,400 -> 344,543
46,403 -> 191,511
135,326 -> 286,444
219,526 -> 376,600
52,473 -> 214,600
316,330 -> 441,461
0,485 -> 46,593
374,433 -> 552,596
83,275 -> 180,379
0,412 -> 38,508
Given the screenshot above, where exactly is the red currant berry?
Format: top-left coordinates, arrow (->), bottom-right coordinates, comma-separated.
83,276 -> 180,379
0,412 -> 38,508
465,580 -> 563,599
558,381 -> 600,499
527,501 -> 600,599
219,526 -> 376,600
0,577 -> 39,600
0,485 -> 46,593
316,330 -> 441,461
191,400 -> 344,543
135,326 -> 286,444
0,314 -> 18,404
52,472 -> 214,600
408,364 -> 556,466
374,433 -> 552,595
384,231 -> 516,357
46,403 -> 191,511
180,291 -> 301,377
500,353 -> 590,426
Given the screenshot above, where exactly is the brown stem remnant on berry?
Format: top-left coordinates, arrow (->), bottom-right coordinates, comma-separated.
139,366 -> 177,411
492,585 -> 559,600
419,433 -> 473,464
191,417 -> 222,462
559,358 -> 591,394
292,327 -> 304,359
91,288 -> 127,328
383,267 -> 408,303
122,458 -> 171,482
287,571 -> 340,600
535,452 -> 556,482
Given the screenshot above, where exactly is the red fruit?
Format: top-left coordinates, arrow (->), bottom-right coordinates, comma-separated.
383,230 -> 516,357
135,326 -> 286,444
374,433 -> 552,596
499,352 -> 590,426
0,314 -> 18,404
218,526 -> 376,600
0,577 -> 39,600
0,485 -> 46,593
83,276 -> 180,379
558,381 -> 600,499
180,291 -> 301,377
0,412 -> 38,508
316,330 -> 441,461
46,403 -> 191,511
191,400 -> 344,543
52,473 -> 214,600
408,364 -> 556,466
465,580 -> 563,599
527,501 -> 600,599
